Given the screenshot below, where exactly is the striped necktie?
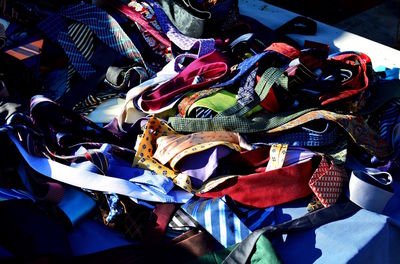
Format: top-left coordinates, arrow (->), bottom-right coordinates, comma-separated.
57,23 -> 96,79
378,98 -> 400,146
58,31 -> 96,79
182,196 -> 274,248
0,188 -> 35,202
61,2 -> 146,67
0,23 -> 6,49
145,0 -> 214,57
4,39 -> 43,60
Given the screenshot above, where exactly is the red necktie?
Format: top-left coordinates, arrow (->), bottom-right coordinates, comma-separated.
197,146 -> 314,208
309,156 -> 347,207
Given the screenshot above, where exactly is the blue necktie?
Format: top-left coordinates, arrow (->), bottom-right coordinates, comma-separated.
0,188 -> 35,202
378,98 -> 400,146
57,30 -> 96,79
211,52 -> 268,89
248,122 -> 338,147
237,67 -> 258,106
37,14 -> 67,43
61,2 -> 145,66
182,196 -> 274,247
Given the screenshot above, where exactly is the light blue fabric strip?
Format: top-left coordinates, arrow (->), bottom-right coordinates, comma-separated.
7,133 -> 172,203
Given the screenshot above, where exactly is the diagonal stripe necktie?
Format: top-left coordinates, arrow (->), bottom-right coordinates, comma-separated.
61,2 -> 146,66
183,196 -> 252,248
182,196 -> 275,248
57,31 -> 96,79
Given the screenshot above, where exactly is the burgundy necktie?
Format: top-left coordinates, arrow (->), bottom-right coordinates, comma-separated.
140,50 -> 229,111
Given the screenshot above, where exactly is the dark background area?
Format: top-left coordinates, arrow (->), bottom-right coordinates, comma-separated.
263,0 -> 400,50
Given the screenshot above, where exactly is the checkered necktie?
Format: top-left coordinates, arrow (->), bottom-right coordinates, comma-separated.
308,156 -> 347,207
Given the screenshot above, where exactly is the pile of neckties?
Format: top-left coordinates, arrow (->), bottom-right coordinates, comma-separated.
1,0 -> 400,262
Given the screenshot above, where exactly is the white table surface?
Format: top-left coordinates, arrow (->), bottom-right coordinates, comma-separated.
239,0 -> 400,72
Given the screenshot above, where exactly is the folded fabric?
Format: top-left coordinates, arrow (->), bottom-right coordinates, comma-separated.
348,170 -> 394,213
117,55 -> 192,130
182,195 -> 275,247
140,50 -> 230,111
197,147 -> 315,208
153,131 -> 241,165
178,146 -> 233,188
86,97 -> 147,124
308,156 -> 347,207
170,109 -> 392,159
248,121 -> 338,147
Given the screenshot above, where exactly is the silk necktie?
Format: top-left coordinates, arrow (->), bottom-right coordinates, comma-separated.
0,23 -> 6,49
57,24 -> 96,79
37,14 -> 67,43
139,50 -> 229,111
247,121 -> 338,147
182,195 -> 275,248
183,196 -> 251,248
145,0 -> 214,57
0,188 -> 35,202
124,0 -> 172,62
197,146 -> 315,208
169,208 -> 199,231
61,2 -> 146,66
308,156 -> 347,207
347,169 -> 394,213
4,39 -> 43,61
378,98 -> 400,146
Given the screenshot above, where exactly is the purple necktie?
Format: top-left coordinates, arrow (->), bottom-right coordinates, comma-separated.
146,0 -> 214,57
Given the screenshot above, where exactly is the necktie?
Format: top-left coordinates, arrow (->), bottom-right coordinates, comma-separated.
168,208 -> 199,231
61,2 -> 146,67
169,108 -> 391,159
57,24 -> 96,79
133,116 -> 196,193
68,23 -> 94,62
197,146 -> 315,208
378,98 -> 400,146
109,0 -> 171,47
142,203 -> 178,244
4,39 -> 43,60
237,67 -> 257,106
146,0 -> 215,57
0,23 -> 6,49
0,188 -> 35,202
347,170 -> 394,213
308,156 -> 347,207
194,107 -> 216,118
247,121 -> 338,147
178,87 -> 223,117
123,0 -> 173,62
37,14 -> 67,43
211,52 -> 268,89
182,196 -> 275,248
265,143 -> 288,171
139,50 -> 229,111
182,196 -> 252,248
153,131 -> 241,165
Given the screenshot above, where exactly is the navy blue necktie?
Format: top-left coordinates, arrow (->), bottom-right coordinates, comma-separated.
378,98 -> 400,146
